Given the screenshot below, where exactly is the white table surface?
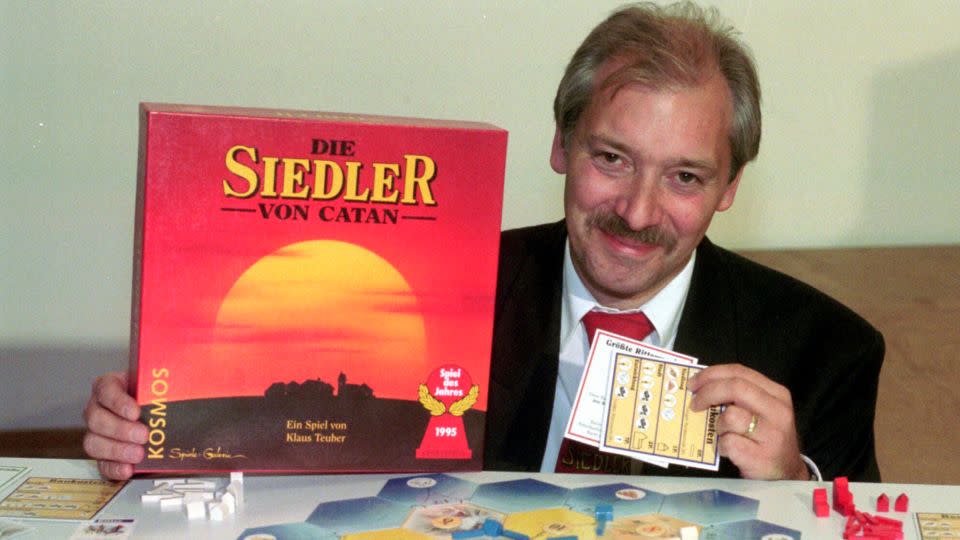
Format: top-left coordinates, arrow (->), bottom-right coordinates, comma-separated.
1,457 -> 958,539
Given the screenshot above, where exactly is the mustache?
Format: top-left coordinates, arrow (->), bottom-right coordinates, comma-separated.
589,213 -> 677,251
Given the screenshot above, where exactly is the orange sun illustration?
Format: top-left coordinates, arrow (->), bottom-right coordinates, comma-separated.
208,240 -> 428,399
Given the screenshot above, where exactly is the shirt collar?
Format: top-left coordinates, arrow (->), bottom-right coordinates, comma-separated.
560,241 -> 695,350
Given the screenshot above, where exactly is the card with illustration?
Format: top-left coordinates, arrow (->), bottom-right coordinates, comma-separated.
600,352 -> 720,471
564,329 -> 696,468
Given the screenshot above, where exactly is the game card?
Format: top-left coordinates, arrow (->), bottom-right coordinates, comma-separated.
0,467 -> 28,495
0,478 -> 125,520
69,519 -> 136,539
916,513 -> 960,540
564,330 -> 696,455
600,353 -> 721,471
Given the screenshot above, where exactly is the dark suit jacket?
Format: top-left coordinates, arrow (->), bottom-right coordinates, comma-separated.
483,221 -> 883,481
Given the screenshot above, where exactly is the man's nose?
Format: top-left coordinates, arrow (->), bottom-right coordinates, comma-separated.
614,174 -> 662,230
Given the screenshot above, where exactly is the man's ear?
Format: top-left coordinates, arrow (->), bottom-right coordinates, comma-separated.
717,166 -> 744,212
549,127 -> 568,174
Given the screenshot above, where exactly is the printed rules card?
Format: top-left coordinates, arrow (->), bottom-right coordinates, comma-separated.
600,353 -> 721,471
564,330 -> 697,468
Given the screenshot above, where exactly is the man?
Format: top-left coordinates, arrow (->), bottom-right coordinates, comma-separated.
84,2 -> 883,482
481,3 -> 882,481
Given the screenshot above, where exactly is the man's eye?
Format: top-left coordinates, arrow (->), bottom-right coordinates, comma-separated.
598,152 -> 621,164
677,171 -> 701,184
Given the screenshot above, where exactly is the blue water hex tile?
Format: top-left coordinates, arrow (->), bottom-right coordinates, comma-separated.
306,497 -> 411,534
236,521 -> 336,540
701,519 -> 802,540
470,479 -> 570,513
659,489 -> 759,525
378,474 -> 478,506
566,482 -> 665,516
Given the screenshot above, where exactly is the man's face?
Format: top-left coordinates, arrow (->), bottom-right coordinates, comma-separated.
552,70 -> 743,309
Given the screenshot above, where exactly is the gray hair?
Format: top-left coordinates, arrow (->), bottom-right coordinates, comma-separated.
553,1 -> 761,180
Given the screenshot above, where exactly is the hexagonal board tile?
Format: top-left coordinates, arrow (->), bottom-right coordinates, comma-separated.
701,519 -> 801,540
236,521 -> 336,540
305,497 -> 411,535
378,474 -> 478,506
566,483 -> 665,516
603,513 -> 698,539
659,489 -> 759,525
470,478 -> 570,513
502,507 -> 597,540
341,527 -> 434,540
402,502 -> 505,537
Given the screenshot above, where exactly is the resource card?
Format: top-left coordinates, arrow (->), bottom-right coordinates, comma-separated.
600,352 -> 721,471
0,478 -> 125,521
564,329 -> 696,452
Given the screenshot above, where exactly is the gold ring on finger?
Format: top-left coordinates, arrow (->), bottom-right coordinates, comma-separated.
744,413 -> 759,437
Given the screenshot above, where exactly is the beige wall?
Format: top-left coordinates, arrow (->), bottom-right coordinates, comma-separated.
3,0 -> 959,345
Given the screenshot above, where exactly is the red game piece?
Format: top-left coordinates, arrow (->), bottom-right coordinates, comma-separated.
894,493 -> 909,512
834,477 -> 849,496
844,514 -> 861,538
833,477 -> 856,516
841,511 -> 904,540
813,487 -> 830,517
875,515 -> 902,527
876,493 -> 889,512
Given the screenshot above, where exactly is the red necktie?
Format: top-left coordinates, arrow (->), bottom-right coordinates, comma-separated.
555,310 -> 653,474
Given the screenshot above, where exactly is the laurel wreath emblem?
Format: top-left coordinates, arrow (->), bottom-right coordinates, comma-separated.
418,384 -> 479,416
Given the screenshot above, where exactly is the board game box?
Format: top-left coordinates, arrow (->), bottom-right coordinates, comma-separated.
129,103 -> 507,473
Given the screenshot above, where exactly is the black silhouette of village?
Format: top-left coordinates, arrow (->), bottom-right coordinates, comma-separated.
265,372 -> 374,402
153,370 -> 483,471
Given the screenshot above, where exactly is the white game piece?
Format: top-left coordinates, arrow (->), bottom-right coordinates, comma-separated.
141,489 -> 176,503
185,499 -> 206,520
183,491 -> 213,504
159,495 -> 184,511
680,525 -> 699,540
208,501 -> 226,521
226,481 -> 243,509
184,479 -> 217,489
173,483 -> 211,492
155,478 -> 187,485
221,491 -> 237,513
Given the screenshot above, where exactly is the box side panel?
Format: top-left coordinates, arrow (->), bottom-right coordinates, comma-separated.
127,104 -> 151,398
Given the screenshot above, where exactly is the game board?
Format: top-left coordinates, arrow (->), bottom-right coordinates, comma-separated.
236,474 -> 802,540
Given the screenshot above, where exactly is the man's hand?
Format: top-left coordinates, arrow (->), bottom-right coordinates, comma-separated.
82,371 -> 147,480
688,364 -> 808,480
